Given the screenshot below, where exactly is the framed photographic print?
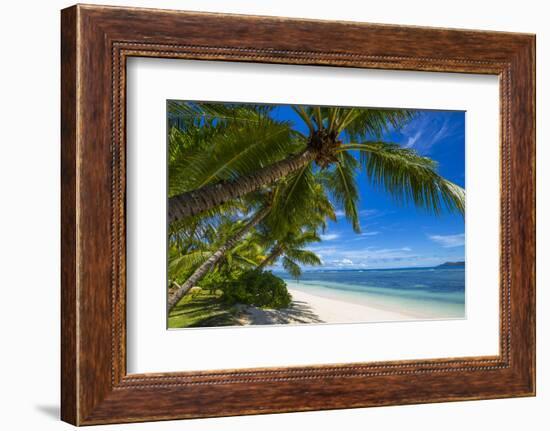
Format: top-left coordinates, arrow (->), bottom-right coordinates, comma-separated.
61,4 -> 535,425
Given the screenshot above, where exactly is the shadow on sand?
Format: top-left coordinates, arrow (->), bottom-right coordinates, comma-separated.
243,300 -> 324,325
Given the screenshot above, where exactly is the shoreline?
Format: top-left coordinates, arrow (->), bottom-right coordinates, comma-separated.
287,288 -> 419,323
235,287 -> 419,326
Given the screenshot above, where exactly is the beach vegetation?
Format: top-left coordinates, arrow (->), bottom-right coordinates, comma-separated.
168,288 -> 241,328
222,270 -> 292,309
257,229 -> 323,278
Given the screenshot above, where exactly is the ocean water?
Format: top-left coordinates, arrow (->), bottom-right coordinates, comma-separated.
279,266 -> 465,319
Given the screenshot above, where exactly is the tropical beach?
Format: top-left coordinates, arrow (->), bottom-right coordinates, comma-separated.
169,285 -> 417,328
166,101 -> 466,329
168,265 -> 465,328
255,287 -> 416,324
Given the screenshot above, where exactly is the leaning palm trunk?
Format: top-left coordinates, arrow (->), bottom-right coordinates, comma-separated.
168,206 -> 271,311
257,246 -> 283,271
169,149 -> 315,222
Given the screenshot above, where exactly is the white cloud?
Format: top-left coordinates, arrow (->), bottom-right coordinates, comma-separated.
307,245 -> 338,254
428,233 -> 465,248
359,209 -> 394,223
360,231 -> 380,236
351,231 -> 380,241
337,209 -> 383,219
320,233 -> 339,241
405,130 -> 422,148
330,258 -> 354,267
400,115 -> 458,153
359,209 -> 379,217
308,244 -> 416,268
432,120 -> 449,143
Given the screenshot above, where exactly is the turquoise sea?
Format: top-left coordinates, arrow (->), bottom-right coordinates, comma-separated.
279,266 -> 465,319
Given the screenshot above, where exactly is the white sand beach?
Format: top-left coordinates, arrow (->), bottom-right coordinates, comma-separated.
236,287 -> 418,326
289,288 -> 418,323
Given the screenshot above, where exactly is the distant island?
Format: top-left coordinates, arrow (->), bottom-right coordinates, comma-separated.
437,261 -> 465,268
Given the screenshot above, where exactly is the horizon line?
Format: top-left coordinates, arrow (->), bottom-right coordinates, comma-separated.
272,262 -> 465,273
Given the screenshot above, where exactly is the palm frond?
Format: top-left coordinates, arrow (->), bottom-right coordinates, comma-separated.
169,120 -> 303,197
291,106 -> 315,134
168,249 -> 210,280
328,107 -> 340,130
345,142 -> 465,215
266,164 -> 316,236
292,230 -> 321,248
338,108 -> 416,140
168,101 -> 306,197
282,256 -> 302,279
322,152 -> 361,232
285,249 -> 322,266
314,107 -> 324,130
168,101 -> 275,125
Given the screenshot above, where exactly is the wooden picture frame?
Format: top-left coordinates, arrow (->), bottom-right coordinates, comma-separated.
61,4 -> 535,425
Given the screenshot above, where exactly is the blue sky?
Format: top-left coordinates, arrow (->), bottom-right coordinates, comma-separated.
270,105 -> 466,270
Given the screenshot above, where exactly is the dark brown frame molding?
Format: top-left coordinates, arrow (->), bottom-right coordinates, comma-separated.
61,4 -> 536,425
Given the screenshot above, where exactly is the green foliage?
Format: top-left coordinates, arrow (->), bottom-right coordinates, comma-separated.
198,270 -> 236,292
257,228 -> 323,278
168,102 -> 305,197
222,270 -> 292,309
346,141 -> 465,215
321,151 -> 361,232
338,108 -> 415,141
265,169 -> 336,238
168,247 -> 210,283
168,289 -> 240,328
168,211 -> 269,286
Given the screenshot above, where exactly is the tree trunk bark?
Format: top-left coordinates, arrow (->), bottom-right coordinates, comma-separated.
257,246 -> 283,270
168,149 -> 315,223
167,206 -> 271,311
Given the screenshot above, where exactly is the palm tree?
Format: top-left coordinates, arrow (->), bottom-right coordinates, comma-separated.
167,205 -> 270,310
167,103 -> 300,220
168,103 -> 465,225
168,173 -> 335,311
257,229 -> 322,278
